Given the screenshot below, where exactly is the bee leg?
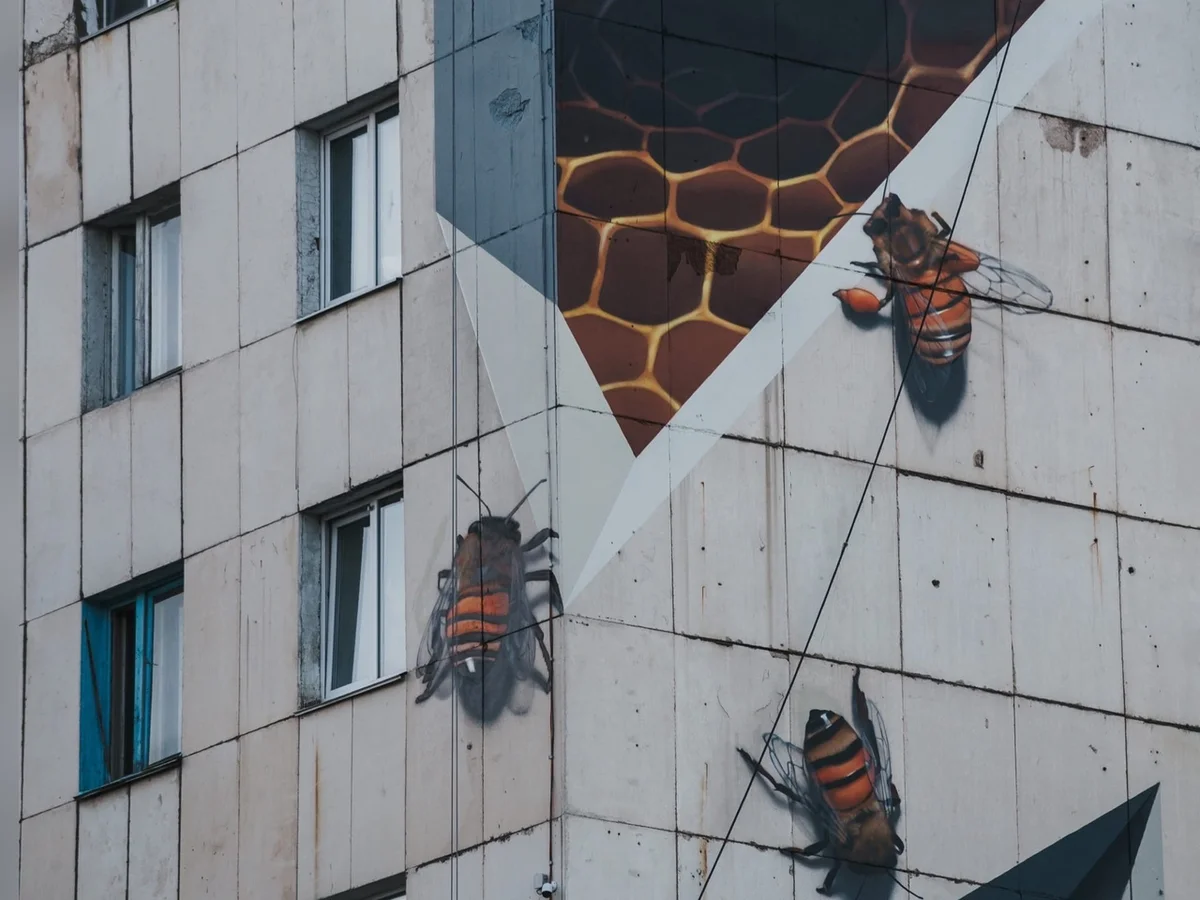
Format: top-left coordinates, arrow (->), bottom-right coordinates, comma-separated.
525,568 -> 564,614
932,211 -> 952,238
531,619 -> 554,691
415,661 -> 451,703
816,860 -> 841,895
521,528 -> 559,553
781,838 -> 828,858
735,747 -> 807,805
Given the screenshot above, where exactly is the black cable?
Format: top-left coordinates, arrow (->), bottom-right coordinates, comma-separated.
695,5 -> 1023,896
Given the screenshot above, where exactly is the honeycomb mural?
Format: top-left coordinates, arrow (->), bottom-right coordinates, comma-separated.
556,0 -> 1047,454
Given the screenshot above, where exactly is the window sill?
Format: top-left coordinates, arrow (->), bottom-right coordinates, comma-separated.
296,670 -> 408,718
296,277 -> 402,327
81,0 -> 177,43
75,753 -> 182,803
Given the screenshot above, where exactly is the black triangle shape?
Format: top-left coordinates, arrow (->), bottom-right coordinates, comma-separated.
959,784 -> 1160,900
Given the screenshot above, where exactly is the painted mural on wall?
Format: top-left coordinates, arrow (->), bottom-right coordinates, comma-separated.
835,193 -> 1053,422
414,478 -> 563,723
555,0 -> 1048,453
740,669 -> 906,896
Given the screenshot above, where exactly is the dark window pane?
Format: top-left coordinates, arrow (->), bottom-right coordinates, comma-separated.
103,0 -> 148,27
115,232 -> 137,397
330,516 -> 370,690
109,606 -> 137,778
328,125 -> 370,300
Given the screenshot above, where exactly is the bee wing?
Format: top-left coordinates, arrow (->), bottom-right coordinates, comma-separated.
499,547 -> 538,677
765,733 -> 849,847
851,674 -> 901,819
959,251 -> 1053,313
415,560 -> 460,678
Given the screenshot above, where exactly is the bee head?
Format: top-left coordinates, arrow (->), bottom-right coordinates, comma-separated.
468,516 -> 522,542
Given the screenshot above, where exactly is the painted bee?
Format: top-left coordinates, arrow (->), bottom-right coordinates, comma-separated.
738,668 -> 912,897
414,477 -> 562,723
835,192 -> 1054,368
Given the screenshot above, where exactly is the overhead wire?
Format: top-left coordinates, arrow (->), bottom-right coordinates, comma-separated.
695,4 -> 1024,896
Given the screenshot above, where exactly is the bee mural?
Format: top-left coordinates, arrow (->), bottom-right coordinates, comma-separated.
738,668 -> 911,897
414,477 -> 562,723
835,193 -> 1053,421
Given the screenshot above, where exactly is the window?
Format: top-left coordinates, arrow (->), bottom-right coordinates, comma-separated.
323,491 -> 406,699
322,102 -> 401,306
84,0 -> 166,34
79,576 -> 184,793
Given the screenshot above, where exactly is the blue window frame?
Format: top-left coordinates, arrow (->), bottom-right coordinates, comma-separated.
80,576 -> 184,794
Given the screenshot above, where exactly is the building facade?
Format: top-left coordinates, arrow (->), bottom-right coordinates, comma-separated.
15,0 -> 1200,898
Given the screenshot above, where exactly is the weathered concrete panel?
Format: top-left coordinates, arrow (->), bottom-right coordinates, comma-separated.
238,133 -> 300,345
1018,10 -> 1105,123
1120,518 -> 1200,729
347,285 -> 403,485
1004,312 -> 1116,509
181,157 -> 240,368
673,439 -> 787,649
179,0 -> 237,175
399,0 -> 435,73
1112,329 -> 1200,528
80,26 -> 132,219
899,475 -> 1012,692
399,65 -> 448,274
1128,720 -> 1200,894
25,419 -> 81,620
22,603 -> 80,819
180,740 -> 238,900
130,5 -> 182,197
350,683 -> 406,885
77,787 -> 129,900
25,227 -> 82,437
82,399 -> 133,596
293,0 -> 347,123
346,0 -> 398,99
23,0 -> 75,65
182,539 -> 241,754
240,516 -> 301,732
237,0 -> 294,150
238,719 -> 299,900
675,639 -> 791,848
901,678 -> 1016,881
563,816 -> 676,900
1014,699 -> 1126,863
182,352 -> 241,556
406,844 -> 483,900
1104,0 -> 1200,146
563,617 -> 675,830
19,804 -> 76,900
128,767 -> 181,900
297,307 -> 350,508
298,703 -> 352,900
238,331 -> 298,533
24,50 -> 82,245
131,375 -> 183,576
786,453 -> 900,669
1009,497 -> 1122,711
474,0 -> 540,43
678,835 -> 793,900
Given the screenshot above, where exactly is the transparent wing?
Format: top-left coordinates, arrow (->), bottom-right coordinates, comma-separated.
500,548 -> 538,678
959,251 -> 1053,313
415,560 -> 459,677
765,732 -> 848,846
851,673 -> 901,819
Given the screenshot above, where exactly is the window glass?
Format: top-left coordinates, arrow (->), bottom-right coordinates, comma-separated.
109,605 -> 137,778
148,589 -> 183,764
114,232 -> 137,398
380,498 -> 406,676
376,107 -> 402,284
148,215 -> 182,378
103,0 -> 149,27
329,513 -> 379,692
329,125 -> 373,300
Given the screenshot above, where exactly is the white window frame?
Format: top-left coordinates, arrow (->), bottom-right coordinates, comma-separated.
321,490 -> 406,701
108,207 -> 182,401
320,100 -> 402,309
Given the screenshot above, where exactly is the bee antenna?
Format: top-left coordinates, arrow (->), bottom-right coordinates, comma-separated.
828,211 -> 872,220
887,870 -> 924,899
455,474 -> 492,516
504,477 -> 548,522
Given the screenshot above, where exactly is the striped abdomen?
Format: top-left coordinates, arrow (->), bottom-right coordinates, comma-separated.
902,274 -> 972,366
803,709 -> 877,813
446,585 -> 510,675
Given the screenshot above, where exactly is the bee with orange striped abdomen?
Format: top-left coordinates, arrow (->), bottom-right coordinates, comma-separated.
414,477 -> 562,723
738,668 -> 911,896
835,193 -> 1053,368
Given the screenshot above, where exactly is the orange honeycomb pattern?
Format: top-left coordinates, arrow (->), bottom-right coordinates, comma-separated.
556,0 -> 1044,454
